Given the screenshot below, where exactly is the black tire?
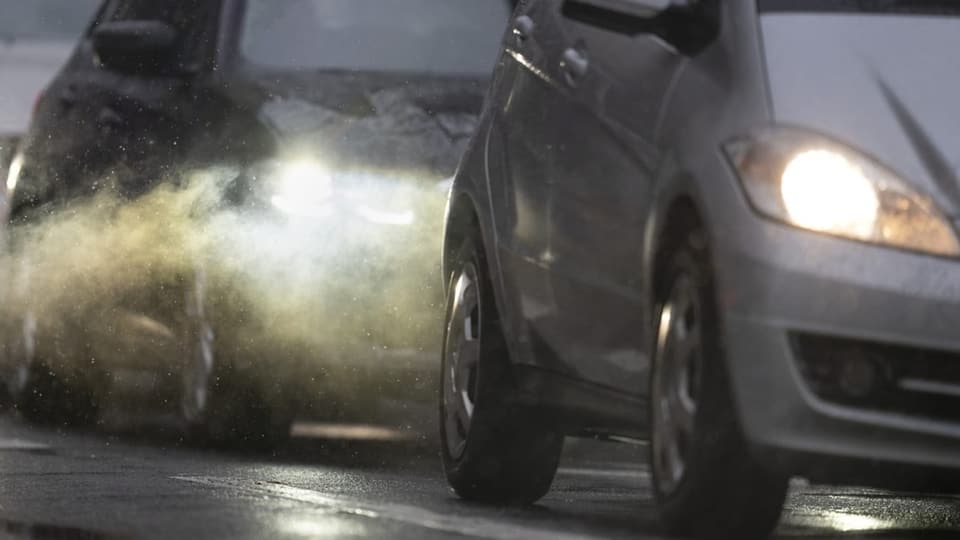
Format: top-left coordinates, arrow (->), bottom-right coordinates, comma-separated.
5,310 -> 102,428
650,225 -> 788,539
439,234 -> 564,505
189,366 -> 293,450
13,361 -> 101,428
179,269 -> 292,449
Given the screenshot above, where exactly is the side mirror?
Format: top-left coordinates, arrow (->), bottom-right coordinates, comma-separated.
91,21 -> 180,76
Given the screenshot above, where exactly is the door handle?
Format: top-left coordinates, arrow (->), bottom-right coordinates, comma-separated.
513,15 -> 535,46
560,48 -> 589,86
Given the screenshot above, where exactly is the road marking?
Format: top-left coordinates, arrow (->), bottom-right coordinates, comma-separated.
0,438 -> 51,451
290,422 -> 414,442
172,475 -> 602,540
557,467 -> 647,480
783,510 -> 895,532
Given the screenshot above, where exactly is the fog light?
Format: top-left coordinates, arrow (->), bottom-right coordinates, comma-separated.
836,353 -> 880,399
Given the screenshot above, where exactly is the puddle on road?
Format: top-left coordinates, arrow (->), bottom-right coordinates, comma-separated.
0,520 -> 126,540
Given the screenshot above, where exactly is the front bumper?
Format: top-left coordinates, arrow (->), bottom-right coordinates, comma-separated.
714,214 -> 960,476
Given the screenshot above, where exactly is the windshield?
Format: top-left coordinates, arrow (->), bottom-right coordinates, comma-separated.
0,0 -> 99,41
759,0 -> 960,14
240,0 -> 512,75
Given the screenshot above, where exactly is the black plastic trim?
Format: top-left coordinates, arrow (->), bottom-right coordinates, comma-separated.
759,0 -> 960,16
510,365 -> 646,437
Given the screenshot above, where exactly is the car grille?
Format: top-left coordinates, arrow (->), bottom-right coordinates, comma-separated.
791,333 -> 960,424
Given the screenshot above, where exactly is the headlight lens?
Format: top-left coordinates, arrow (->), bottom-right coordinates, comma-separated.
726,129 -> 960,257
6,153 -> 23,192
268,160 -> 333,218
257,159 -> 419,225
780,149 -> 880,238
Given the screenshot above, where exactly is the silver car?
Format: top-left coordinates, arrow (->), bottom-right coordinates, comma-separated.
439,1 -> 960,537
0,0 -> 99,183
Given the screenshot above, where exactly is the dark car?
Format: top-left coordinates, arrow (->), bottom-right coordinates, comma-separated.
3,0 -> 511,444
440,0 -> 960,537
0,0 -> 100,195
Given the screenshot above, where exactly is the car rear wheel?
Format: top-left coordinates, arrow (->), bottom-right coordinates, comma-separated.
7,311 -> 102,427
440,234 -> 564,505
179,268 -> 292,448
650,226 -> 788,539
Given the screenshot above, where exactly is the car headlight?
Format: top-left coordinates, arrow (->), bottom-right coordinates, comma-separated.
353,204 -> 415,226
725,128 -> 960,257
267,160 -> 334,218
6,152 -> 23,192
255,159 -> 422,225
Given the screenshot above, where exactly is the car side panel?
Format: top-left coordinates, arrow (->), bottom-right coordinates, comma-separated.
480,0 -> 570,371
536,3 -> 690,394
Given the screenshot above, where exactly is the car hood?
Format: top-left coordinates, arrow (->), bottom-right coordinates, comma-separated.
247,70 -> 487,181
0,39 -> 74,136
761,13 -> 960,217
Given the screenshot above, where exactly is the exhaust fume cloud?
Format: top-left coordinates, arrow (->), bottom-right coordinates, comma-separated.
1,167 -> 446,405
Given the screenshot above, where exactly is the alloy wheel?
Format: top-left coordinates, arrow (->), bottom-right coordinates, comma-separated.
7,310 -> 37,399
442,262 -> 482,460
652,274 -> 704,496
181,268 -> 215,423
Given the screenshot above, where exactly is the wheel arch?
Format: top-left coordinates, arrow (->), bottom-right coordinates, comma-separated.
650,195 -> 708,304
441,181 -> 530,373
642,166 -> 713,313
442,190 -> 482,294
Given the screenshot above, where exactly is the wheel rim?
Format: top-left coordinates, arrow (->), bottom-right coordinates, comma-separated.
652,275 -> 703,496
181,268 -> 215,423
8,310 -> 37,398
8,258 -> 36,399
442,262 -> 482,460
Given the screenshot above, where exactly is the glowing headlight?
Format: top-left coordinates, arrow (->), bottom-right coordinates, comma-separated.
269,161 -> 333,217
354,205 -> 415,226
340,172 -> 419,226
780,150 -> 880,238
6,153 -> 23,192
726,129 -> 960,257
262,161 -> 420,225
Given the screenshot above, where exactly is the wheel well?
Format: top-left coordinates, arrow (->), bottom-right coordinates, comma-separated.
443,194 -> 480,291
653,196 -> 706,303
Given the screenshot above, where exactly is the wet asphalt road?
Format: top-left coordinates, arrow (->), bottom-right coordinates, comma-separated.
0,414 -> 958,540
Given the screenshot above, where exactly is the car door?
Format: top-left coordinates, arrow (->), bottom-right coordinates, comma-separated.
484,0 -> 572,360
533,0 -> 691,393
84,0 -> 221,199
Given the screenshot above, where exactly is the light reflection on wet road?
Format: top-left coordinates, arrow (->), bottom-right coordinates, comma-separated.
0,415 -> 957,540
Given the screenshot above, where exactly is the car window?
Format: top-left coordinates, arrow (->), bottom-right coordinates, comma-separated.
240,0 -> 512,76
0,0 -> 100,41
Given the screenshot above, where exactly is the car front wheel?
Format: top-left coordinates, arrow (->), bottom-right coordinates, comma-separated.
440,234 -> 564,505
650,225 -> 788,539
179,267 -> 292,448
